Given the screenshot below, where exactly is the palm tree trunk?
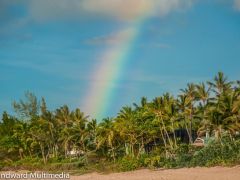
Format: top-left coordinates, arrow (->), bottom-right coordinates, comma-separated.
19,149 -> 23,160
110,143 -> 116,163
170,119 -> 177,148
28,149 -> 32,159
130,140 -> 135,158
161,119 -> 173,150
189,109 -> 193,143
39,143 -> 47,164
229,131 -> 234,142
64,141 -> 68,159
125,143 -> 129,155
184,118 -> 192,144
160,126 -> 167,157
138,136 -> 145,157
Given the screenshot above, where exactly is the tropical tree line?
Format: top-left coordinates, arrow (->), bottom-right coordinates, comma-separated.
0,72 -> 240,168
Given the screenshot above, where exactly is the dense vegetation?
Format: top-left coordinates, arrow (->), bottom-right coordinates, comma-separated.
1,72 -> 240,172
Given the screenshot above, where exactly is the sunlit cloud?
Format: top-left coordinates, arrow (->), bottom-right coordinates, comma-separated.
1,0 -> 240,24
234,0 -> 240,10
27,0 -> 194,22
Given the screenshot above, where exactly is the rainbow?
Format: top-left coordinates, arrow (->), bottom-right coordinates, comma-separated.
83,14 -> 149,120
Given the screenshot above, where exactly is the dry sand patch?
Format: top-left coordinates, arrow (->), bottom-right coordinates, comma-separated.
71,166 -> 240,180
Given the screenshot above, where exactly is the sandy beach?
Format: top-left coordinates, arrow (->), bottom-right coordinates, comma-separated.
71,166 -> 240,180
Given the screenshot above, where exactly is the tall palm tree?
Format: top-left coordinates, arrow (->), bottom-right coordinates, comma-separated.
163,94 -> 179,148
30,118 -> 52,164
115,106 -> 140,157
87,119 -> 97,150
196,82 -> 211,106
208,72 -> 233,96
12,121 -> 31,160
133,97 -> 148,110
179,83 -> 197,143
177,94 -> 194,143
55,105 -> 72,158
195,82 -> 211,139
39,98 -> 58,158
69,108 -> 89,153
198,88 -> 240,141
149,96 -> 173,151
55,105 -> 72,127
97,118 -> 118,162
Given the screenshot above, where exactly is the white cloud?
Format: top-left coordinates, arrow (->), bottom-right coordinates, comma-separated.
28,0 -> 82,22
234,0 -> 240,10
27,0 -> 194,22
2,0 -> 240,23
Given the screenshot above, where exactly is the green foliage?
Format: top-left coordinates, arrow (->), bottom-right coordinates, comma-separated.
190,137 -> 240,167
0,157 -> 43,171
143,155 -> 161,168
1,72 -> 240,172
172,144 -> 193,167
117,156 -> 140,171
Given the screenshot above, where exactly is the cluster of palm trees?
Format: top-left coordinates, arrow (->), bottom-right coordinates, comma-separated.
97,72 -> 240,159
0,72 -> 240,164
0,96 -> 96,164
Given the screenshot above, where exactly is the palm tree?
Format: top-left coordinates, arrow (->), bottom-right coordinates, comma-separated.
163,94 -> 179,148
30,118 -> 52,164
87,119 -> 97,150
69,108 -> 89,154
55,105 -> 72,127
208,72 -> 232,96
12,121 -> 30,160
12,91 -> 39,121
55,105 -> 72,158
218,90 -> 240,138
97,118 -> 118,162
133,97 -> 148,110
39,98 -> 58,158
115,106 -> 140,157
195,82 -> 211,139
179,83 -> 197,143
177,94 -> 193,143
149,96 -> 174,152
198,88 -> 240,141
196,82 -> 211,106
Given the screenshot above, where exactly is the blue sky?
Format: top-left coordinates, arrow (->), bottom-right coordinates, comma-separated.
0,0 -> 240,120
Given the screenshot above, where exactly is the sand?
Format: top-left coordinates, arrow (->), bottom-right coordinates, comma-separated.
1,167 -> 239,180
71,166 -> 240,180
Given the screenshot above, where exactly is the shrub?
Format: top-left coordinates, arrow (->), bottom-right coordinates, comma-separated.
143,155 -> 161,168
190,137 -> 240,167
117,156 -> 140,171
